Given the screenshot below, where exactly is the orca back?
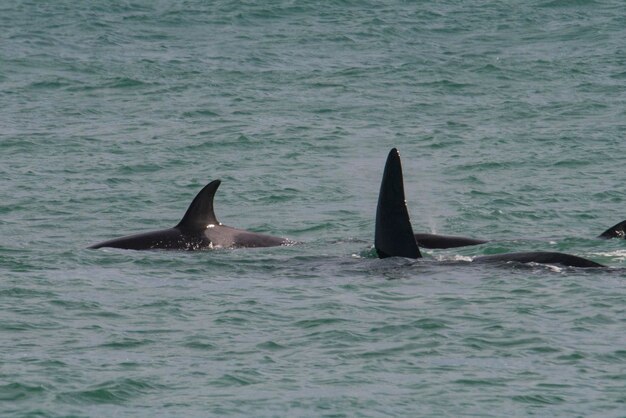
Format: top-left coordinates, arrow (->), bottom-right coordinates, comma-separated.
474,251 -> 604,268
598,220 -> 626,239
414,233 -> 488,249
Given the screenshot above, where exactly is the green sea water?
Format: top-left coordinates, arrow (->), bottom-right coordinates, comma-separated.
1,1 -> 625,416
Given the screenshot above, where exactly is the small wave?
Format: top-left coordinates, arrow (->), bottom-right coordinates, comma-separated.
431,253 -> 473,263
212,373 -> 261,387
294,317 -> 350,329
181,109 -> 220,118
524,262 -> 564,273
183,340 -> 218,351
103,77 -> 152,89
29,78 -> 73,89
100,338 -> 154,349
256,340 -> 287,351
540,0 -> 598,7
57,378 -> 163,405
512,394 -> 566,405
0,382 -> 46,402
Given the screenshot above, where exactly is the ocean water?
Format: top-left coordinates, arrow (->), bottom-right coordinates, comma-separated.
2,1 -> 626,416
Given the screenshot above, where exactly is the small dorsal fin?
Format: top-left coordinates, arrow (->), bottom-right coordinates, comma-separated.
176,180 -> 221,229
375,148 -> 421,259
598,219 -> 626,239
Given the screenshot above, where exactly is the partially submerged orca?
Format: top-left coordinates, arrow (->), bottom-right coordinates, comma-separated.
413,233 -> 488,249
414,219 -> 626,249
88,180 -> 289,250
375,148 -> 605,268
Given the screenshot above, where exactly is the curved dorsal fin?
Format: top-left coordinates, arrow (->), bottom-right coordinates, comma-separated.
598,219 -> 626,239
375,148 -> 421,259
176,180 -> 221,229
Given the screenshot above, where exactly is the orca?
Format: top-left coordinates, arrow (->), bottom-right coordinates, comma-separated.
88,180 -> 290,250
414,218 -> 626,249
414,233 -> 488,249
598,220 -> 626,239
472,252 -> 604,268
375,148 -> 605,268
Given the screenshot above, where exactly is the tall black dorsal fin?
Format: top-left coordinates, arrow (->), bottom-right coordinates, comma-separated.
375,148 -> 421,259
176,180 -> 221,229
598,219 -> 626,239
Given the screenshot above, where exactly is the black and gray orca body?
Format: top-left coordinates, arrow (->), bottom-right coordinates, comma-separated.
88,180 -> 288,250
472,251 -> 604,268
414,218 -> 626,250
375,148 -> 605,268
598,220 -> 626,239
414,233 -> 488,249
